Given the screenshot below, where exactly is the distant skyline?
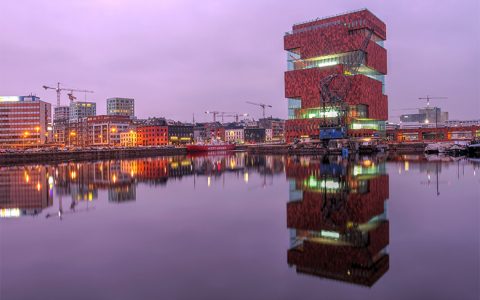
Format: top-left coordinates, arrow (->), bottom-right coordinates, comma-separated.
1,0 -> 478,122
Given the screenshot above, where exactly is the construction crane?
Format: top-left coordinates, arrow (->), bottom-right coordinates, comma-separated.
42,82 -> 94,107
419,96 -> 448,107
205,111 -> 235,122
418,96 -> 448,128
222,113 -> 249,123
245,101 -> 272,118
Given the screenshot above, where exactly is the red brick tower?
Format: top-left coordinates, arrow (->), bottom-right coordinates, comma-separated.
284,9 -> 388,142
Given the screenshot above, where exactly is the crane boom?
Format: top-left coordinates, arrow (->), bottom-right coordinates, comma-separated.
418,96 -> 448,107
245,101 -> 272,118
43,82 -> 94,107
222,113 -> 249,122
205,111 -> 236,122
418,96 -> 448,128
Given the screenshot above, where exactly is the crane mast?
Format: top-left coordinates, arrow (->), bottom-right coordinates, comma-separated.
42,82 -> 94,107
418,96 -> 448,128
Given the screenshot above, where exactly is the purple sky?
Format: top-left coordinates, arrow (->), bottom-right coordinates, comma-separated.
1,0 -> 478,122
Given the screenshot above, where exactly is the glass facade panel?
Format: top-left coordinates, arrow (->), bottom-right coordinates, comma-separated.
295,107 -> 340,119
348,105 -> 368,118
349,120 -> 386,131
288,98 -> 301,120
289,52 -> 363,71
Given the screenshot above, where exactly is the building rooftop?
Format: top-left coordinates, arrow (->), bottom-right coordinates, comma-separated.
293,8 -> 368,27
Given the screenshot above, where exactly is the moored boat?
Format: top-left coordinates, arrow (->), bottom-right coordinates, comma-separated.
425,142 -> 450,154
445,144 -> 467,156
467,140 -> 480,157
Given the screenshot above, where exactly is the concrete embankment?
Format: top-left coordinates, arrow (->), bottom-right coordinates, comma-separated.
0,147 -> 186,165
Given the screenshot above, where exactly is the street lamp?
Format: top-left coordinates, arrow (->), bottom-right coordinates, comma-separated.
109,127 -> 117,146
23,131 -> 29,147
129,130 -> 135,147
35,126 -> 40,148
69,130 -> 76,147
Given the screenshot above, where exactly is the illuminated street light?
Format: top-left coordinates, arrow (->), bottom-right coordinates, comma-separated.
35,126 -> 40,148
69,130 -> 76,147
23,131 -> 30,147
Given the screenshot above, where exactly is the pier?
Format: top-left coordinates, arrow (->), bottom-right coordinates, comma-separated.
0,147 -> 186,165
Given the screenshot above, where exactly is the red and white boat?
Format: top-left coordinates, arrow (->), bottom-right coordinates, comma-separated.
186,143 -> 235,153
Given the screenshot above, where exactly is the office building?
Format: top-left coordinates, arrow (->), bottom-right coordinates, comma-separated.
136,126 -> 168,146
107,97 -> 135,119
244,128 -> 272,143
400,107 -> 448,125
120,129 -> 137,147
0,95 -> 52,147
224,124 -> 245,143
69,101 -> 96,121
53,106 -> 70,144
86,115 -> 131,146
167,122 -> 194,144
54,106 -> 70,122
259,118 -> 285,141
284,9 -> 388,142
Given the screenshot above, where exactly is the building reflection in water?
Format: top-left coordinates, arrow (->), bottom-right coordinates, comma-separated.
286,155 -> 390,287
0,153 -> 285,219
0,165 -> 53,218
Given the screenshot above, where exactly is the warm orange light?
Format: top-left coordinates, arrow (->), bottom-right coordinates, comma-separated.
70,131 -> 76,136
363,160 -> 372,167
111,127 -> 117,133
24,131 -> 29,137
70,170 -> 77,180
35,126 -> 40,132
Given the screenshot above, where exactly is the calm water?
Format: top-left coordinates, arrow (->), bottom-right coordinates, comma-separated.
1,153 -> 479,300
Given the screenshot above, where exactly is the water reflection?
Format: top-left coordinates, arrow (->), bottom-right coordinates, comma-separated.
389,154 -> 478,196
285,155 -> 389,286
0,165 -> 53,218
1,153 -> 475,220
1,154 -> 478,300
0,153 -> 288,219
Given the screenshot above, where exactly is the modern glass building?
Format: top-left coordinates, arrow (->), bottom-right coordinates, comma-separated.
107,97 -> 135,119
69,101 -> 96,121
284,9 -> 388,142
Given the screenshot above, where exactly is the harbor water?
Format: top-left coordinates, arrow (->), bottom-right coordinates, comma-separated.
1,153 -> 479,300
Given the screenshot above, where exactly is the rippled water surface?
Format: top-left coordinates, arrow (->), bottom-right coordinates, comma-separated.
1,153 -> 479,300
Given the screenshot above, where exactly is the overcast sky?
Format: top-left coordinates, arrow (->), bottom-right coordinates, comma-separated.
1,0 -> 478,122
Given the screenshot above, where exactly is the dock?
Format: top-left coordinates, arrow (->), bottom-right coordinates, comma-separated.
0,147 -> 186,165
